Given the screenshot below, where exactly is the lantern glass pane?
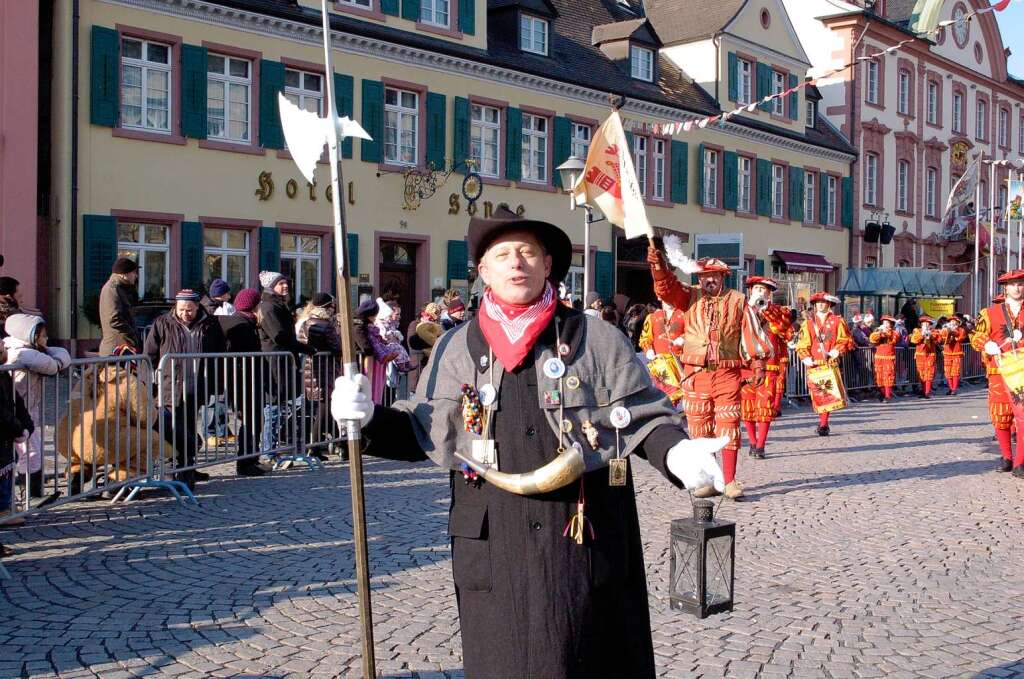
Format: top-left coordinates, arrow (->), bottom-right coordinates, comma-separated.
671,535 -> 702,605
705,535 -> 734,607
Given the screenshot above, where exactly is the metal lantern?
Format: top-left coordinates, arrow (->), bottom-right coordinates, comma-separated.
669,499 -> 735,618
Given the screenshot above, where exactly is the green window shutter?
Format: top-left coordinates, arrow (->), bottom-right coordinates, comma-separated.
624,132 -> 634,161
258,226 -> 281,275
459,0 -> 476,35
334,73 -> 355,159
453,96 -> 470,173
723,151 -> 738,211
360,79 -> 384,163
552,116 -> 572,187
755,258 -> 765,276
819,172 -> 829,225
402,0 -> 420,21
789,165 -> 804,222
696,143 -> 706,207
505,107 -> 522,182
180,221 -> 204,290
788,73 -> 799,121
757,158 -> 771,217
670,140 -> 688,204
180,44 -> 208,139
347,233 -> 359,277
83,215 -> 117,301
90,26 -> 119,127
258,60 -> 285,149
727,52 -> 738,103
447,239 -> 468,284
381,0 -> 400,16
426,92 -> 446,169
842,176 -> 854,228
595,251 -> 614,299
757,62 -> 772,112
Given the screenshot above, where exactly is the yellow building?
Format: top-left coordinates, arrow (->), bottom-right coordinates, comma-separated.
37,0 -> 856,347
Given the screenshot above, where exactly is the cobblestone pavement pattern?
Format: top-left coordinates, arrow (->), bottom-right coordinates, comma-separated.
1,386 -> 1023,679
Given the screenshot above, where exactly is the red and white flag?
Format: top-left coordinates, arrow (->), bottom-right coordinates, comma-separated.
571,112 -> 653,239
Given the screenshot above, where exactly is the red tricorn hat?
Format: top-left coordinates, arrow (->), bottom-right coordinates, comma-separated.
998,269 -> 1024,284
809,291 -> 839,305
695,257 -> 731,275
745,275 -> 778,290
919,315 -> 934,324
880,314 -> 896,322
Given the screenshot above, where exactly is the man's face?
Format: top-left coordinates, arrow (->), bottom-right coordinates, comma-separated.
815,301 -> 830,314
1006,282 -> 1024,302
175,301 -> 199,324
273,279 -> 290,297
477,231 -> 552,305
882,320 -> 892,331
750,284 -> 771,300
698,272 -> 723,297
921,321 -> 931,332
451,309 -> 466,321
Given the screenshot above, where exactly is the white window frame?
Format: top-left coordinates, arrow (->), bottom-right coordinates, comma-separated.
207,53 -> 252,143
120,37 -> 172,133
420,0 -> 450,27
737,156 -> 752,213
284,68 -> 323,116
520,14 -> 548,56
866,60 -> 879,104
826,175 -> 838,226
571,122 -> 591,160
520,112 -> 548,184
203,228 -> 250,291
999,108 -> 1009,147
897,160 -> 910,212
470,103 -> 502,178
999,185 -> 1008,213
1020,115 -> 1024,152
977,98 -> 988,140
704,149 -> 719,209
927,80 -> 938,125
339,0 -> 372,8
865,153 -> 878,206
117,222 -> 170,300
737,59 -> 753,105
384,87 -> 419,166
280,234 -> 322,306
652,138 -> 666,201
630,46 -> 654,82
805,100 -> 816,127
633,136 -> 648,197
804,171 -> 816,222
952,92 -> 963,133
772,71 -> 786,115
897,69 -> 910,115
771,164 -> 785,219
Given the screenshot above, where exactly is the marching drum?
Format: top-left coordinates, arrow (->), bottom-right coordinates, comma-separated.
806,363 -> 848,414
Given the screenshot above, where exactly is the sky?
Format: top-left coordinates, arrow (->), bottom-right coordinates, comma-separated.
998,3 -> 1024,78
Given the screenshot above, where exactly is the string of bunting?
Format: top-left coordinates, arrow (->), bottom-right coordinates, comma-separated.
624,0 -> 1020,136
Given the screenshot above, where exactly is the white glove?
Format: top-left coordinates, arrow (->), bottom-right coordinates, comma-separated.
666,436 -> 728,493
645,349 -> 656,360
672,336 -> 684,346
984,340 -> 1002,356
802,357 -> 814,367
828,349 -> 840,359
331,374 -> 374,427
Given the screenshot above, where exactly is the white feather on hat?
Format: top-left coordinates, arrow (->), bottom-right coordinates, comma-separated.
663,234 -> 700,275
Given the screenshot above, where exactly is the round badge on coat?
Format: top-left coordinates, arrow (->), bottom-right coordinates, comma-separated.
560,419 -> 573,433
479,383 -> 497,406
543,357 -> 566,379
1015,329 -> 1023,343
479,355 -> 489,369
565,375 -> 581,390
558,343 -> 571,357
609,406 -> 632,429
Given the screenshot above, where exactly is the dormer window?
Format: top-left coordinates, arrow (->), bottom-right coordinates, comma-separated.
520,14 -> 549,55
805,100 -> 816,127
630,45 -> 653,82
736,58 -> 753,105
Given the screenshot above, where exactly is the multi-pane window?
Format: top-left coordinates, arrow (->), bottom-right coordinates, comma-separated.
999,108 -> 1010,147
279,234 -> 321,306
284,69 -> 323,115
207,54 -> 251,143
652,139 -> 666,201
865,153 -> 878,206
826,175 -> 838,226
703,149 -> 719,208
952,93 -> 963,133
772,71 -> 785,115
120,38 -> 171,132
866,60 -> 879,104
340,0 -> 371,7
806,101 -> 816,127
420,0 -> 449,26
977,98 -> 988,140
925,165 -> 937,216
470,104 -> 501,178
520,15 -> 548,55
117,222 -> 169,300
897,160 -> 910,212
897,69 -> 910,115
520,113 -> 548,183
384,87 -> 418,166
633,136 -> 648,196
804,171 -> 815,222
630,46 -> 654,82
737,156 -> 752,213
571,122 -> 591,159
927,81 -> 938,125
737,58 -> 753,105
203,228 -> 249,293
771,164 -> 785,219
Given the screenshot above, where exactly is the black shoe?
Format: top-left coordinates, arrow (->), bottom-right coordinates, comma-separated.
923,393 -> 931,399
1013,465 -> 1024,478
236,466 -> 267,477
945,388 -> 953,395
752,447 -> 766,460
950,390 -> 958,396
193,470 -> 211,482
816,425 -> 830,437
748,445 -> 758,458
998,459 -> 1013,472
877,393 -> 885,402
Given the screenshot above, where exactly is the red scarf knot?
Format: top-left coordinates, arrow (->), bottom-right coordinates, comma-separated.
478,282 -> 557,371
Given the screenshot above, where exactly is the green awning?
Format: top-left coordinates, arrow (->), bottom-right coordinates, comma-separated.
838,267 -> 969,298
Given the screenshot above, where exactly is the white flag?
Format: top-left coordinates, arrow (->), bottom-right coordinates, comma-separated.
571,112 -> 653,239
941,156 -> 980,231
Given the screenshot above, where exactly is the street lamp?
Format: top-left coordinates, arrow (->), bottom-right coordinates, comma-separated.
556,156 -> 593,304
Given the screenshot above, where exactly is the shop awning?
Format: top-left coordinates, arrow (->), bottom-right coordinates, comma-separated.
772,250 -> 834,272
838,267 -> 969,298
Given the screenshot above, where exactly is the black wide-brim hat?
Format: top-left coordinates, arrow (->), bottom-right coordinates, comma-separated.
468,204 -> 573,283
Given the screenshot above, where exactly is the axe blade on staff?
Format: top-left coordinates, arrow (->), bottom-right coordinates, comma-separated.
277,3 -> 377,675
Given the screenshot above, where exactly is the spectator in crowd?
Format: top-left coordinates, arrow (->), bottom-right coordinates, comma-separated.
406,302 -> 442,392
441,294 -> 467,330
99,258 -> 141,356
3,314 -> 71,500
850,314 -> 872,348
900,299 -> 920,334
257,272 -> 314,358
295,292 -> 343,457
0,277 -> 24,340
201,278 -> 236,317
352,298 -> 378,369
375,299 -> 412,374
0,340 -> 33,529
216,288 -> 266,477
360,300 -> 397,404
600,304 -> 619,325
295,293 -> 342,354
583,291 -> 603,318
624,304 -> 649,352
144,289 -> 226,489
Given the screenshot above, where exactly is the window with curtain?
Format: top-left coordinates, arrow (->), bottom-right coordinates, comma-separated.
120,38 -> 171,132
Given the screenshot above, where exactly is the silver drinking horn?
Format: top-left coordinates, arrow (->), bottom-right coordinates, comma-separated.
455,445 -> 586,495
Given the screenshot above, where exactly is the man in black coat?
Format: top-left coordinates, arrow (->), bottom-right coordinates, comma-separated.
217,288 -> 266,477
332,207 -> 727,679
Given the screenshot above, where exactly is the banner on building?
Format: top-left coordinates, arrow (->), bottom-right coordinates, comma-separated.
941,157 -> 981,241
1008,179 -> 1024,221
920,298 -> 956,319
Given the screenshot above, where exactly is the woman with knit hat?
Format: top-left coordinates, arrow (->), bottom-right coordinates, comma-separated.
217,288 -> 266,476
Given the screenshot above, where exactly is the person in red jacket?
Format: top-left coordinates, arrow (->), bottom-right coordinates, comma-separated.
740,276 -> 793,459
869,315 -> 899,401
909,315 -> 939,398
939,315 -> 968,395
637,299 -> 686,408
795,292 -> 854,435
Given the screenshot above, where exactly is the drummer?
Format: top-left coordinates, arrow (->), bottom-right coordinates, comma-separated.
795,292 -> 854,436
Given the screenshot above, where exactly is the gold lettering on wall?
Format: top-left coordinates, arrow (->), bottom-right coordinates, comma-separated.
254,171 -> 274,201
307,180 -> 317,201
348,181 -> 355,205
326,185 -> 333,203
483,201 -> 494,218
448,193 -> 460,214
286,179 -> 298,199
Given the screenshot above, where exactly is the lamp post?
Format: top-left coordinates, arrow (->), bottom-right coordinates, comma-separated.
557,156 -> 591,303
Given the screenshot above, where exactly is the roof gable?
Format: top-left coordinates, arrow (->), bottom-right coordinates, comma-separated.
722,0 -> 810,66
643,0 -> 746,46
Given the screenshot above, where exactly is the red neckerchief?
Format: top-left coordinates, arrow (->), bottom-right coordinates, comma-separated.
479,282 -> 557,371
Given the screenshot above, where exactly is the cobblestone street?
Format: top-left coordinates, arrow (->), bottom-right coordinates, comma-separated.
1,385 -> 1023,679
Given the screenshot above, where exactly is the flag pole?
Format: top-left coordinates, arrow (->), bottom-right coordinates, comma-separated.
319,1 -> 376,676
975,171 -> 981,313
990,160 -> 996,298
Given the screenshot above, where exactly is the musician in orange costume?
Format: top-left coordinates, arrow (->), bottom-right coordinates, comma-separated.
939,315 -> 968,395
869,315 -> 899,401
638,299 -> 686,408
647,246 -> 772,499
971,273 -> 1024,475
909,315 -> 938,398
795,292 -> 854,436
740,276 -> 793,459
